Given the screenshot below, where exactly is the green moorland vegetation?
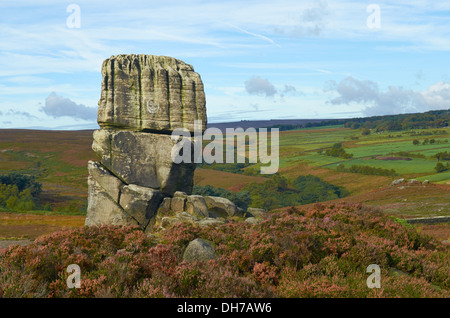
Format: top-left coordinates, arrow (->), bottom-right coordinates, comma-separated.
0,129 -> 94,214
1,110 -> 448,216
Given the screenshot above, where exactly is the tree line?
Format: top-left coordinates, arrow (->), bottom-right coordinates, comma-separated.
336,164 -> 397,177
412,138 -> 448,146
267,109 -> 449,132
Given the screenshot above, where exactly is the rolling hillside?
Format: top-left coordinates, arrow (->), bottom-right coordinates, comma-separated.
0,119 -> 449,243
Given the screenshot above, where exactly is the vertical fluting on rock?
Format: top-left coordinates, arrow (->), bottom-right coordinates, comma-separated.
86,54 -> 206,230
97,54 -> 207,133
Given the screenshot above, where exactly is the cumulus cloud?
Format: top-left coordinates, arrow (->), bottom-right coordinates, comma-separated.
325,76 -> 450,116
245,76 -> 277,97
244,77 -> 302,100
41,92 -> 97,121
421,81 -> 450,109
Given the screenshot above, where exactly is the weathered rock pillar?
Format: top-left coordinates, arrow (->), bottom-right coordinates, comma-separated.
85,54 -> 207,230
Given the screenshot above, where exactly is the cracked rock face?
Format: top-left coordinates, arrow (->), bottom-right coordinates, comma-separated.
92,129 -> 195,195
86,173 -> 137,227
85,54 -> 205,230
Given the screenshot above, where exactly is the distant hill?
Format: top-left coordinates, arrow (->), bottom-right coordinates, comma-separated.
207,109 -> 449,132
207,118 -> 337,132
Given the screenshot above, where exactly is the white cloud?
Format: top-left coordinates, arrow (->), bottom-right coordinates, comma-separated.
41,92 -> 97,121
326,76 -> 450,116
421,81 -> 450,109
243,76 -> 302,99
245,76 -> 277,97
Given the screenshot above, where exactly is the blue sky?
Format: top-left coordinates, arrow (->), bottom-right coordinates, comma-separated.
1,0 -> 450,129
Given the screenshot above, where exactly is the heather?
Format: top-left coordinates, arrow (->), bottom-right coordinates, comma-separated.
0,203 -> 449,298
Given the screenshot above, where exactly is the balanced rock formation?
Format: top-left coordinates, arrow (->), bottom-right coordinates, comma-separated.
85,54 -> 264,232
86,54 -> 206,230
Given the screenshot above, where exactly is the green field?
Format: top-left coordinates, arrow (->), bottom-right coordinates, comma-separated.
276,127 -> 450,183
